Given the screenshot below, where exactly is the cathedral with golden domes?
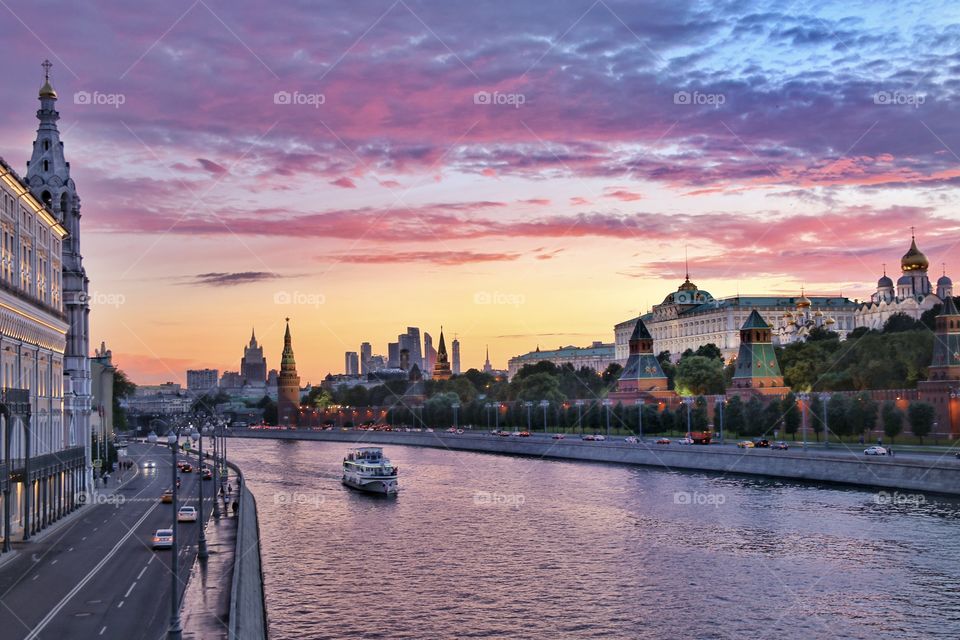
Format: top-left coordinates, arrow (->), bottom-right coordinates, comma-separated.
855,231 -> 952,330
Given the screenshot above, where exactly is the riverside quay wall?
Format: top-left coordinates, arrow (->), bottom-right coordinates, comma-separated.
226,459 -> 268,640
231,429 -> 960,496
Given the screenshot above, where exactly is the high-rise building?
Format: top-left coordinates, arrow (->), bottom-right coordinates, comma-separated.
424,332 -> 437,376
26,60 -> 92,475
387,342 -> 400,368
432,328 -> 452,380
241,328 -> 267,385
451,337 -> 461,375
405,327 -> 423,369
360,342 -> 372,375
278,319 -> 301,426
345,351 -> 359,375
187,369 -> 220,393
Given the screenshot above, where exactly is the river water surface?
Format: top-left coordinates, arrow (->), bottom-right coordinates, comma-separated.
229,438 -> 960,639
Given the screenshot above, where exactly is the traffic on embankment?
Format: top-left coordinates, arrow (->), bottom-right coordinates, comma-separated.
230,427 -> 960,496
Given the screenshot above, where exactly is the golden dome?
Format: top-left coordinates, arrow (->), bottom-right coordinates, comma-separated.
814,309 -> 823,317
677,277 -> 697,292
796,293 -> 812,309
39,80 -> 57,99
901,236 -> 928,272
826,317 -> 836,325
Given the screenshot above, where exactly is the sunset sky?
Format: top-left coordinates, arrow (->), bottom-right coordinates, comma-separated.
1,0 -> 959,384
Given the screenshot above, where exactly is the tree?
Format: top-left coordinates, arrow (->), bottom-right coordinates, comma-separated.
515,372 -> 565,403
724,396 -> 746,436
781,392 -> 801,439
657,351 -> 677,390
826,394 -> 850,440
881,401 -> 904,443
112,369 -> 137,431
691,396 -> 709,431
763,398 -> 783,437
883,312 -> 922,333
601,363 -> 623,386
694,343 -> 723,361
907,402 -> 935,444
846,392 -> 878,437
744,396 -> 766,437
809,394 -> 824,441
675,356 -> 725,395
660,408 -> 675,434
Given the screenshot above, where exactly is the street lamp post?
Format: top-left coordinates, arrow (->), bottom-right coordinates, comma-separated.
495,404 -> 500,431
635,399 -> 644,440
797,393 -> 808,447
602,399 -> 612,437
575,400 -> 584,435
820,393 -> 831,447
540,400 -> 549,433
718,398 -> 726,445
452,403 -> 460,430
683,397 -> 693,437
190,426 -> 208,560
524,402 -> 532,432
485,403 -> 491,430
167,429 -> 183,640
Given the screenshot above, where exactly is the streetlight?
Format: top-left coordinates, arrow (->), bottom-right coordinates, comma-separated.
717,397 -> 726,445
523,402 -> 533,432
575,400 -> 585,435
452,402 -> 460,430
797,393 -> 809,447
190,425 -> 208,560
167,428 -> 183,640
495,404 -> 500,431
602,399 -> 612,437
485,403 -> 492,430
820,393 -> 831,447
683,397 -> 693,437
540,400 -> 549,433
210,419 -> 220,519
635,399 -> 644,441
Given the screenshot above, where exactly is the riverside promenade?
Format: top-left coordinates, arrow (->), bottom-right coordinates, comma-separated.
231,429 -> 960,496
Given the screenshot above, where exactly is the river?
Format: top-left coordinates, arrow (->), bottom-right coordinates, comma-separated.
228,438 -> 960,639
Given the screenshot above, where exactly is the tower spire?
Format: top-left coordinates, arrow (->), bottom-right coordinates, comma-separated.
684,245 -> 690,281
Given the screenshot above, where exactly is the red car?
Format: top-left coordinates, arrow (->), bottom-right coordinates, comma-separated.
655,438 -> 670,445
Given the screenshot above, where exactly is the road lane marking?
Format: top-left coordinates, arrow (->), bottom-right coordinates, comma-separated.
32,575 -> 38,581
147,555 -> 155,565
99,626 -> 106,636
23,500 -> 161,640
50,560 -> 57,565
124,582 -> 136,598
117,600 -> 124,609
68,547 -> 74,552
136,565 -> 148,580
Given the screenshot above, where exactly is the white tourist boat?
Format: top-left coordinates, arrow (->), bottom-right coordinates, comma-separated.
342,447 -> 399,495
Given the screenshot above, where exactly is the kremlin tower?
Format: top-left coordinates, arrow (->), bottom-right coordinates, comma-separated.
277,319 -> 301,426
919,296 -> 960,437
432,328 -> 452,380
608,317 -> 673,402
727,310 -> 789,397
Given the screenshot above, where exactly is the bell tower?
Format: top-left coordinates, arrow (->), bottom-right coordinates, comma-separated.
25,60 -> 91,453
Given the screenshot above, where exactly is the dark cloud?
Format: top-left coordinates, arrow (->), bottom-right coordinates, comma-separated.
187,272 -> 280,286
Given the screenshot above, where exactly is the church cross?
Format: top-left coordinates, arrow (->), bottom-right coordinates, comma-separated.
42,59 -> 52,81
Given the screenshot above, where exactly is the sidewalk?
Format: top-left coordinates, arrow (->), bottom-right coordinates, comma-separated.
181,472 -> 238,640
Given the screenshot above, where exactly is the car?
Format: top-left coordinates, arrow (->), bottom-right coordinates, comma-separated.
655,438 -> 670,445
678,437 -> 694,445
582,434 -> 596,441
177,506 -> 197,522
593,434 -> 606,441
143,460 -> 157,469
425,428 -> 434,433
518,431 -> 531,437
737,440 -> 755,449
624,436 -> 638,444
552,433 -> 566,440
203,469 -> 213,480
446,427 -> 457,433
497,431 -> 511,437
456,429 -> 464,434
753,439 -> 771,448
152,528 -> 174,549
772,441 -> 789,450
180,464 -> 193,473
161,490 -> 174,504
864,446 -> 888,456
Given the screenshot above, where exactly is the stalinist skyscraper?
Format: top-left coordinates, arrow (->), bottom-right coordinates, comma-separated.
277,319 -> 300,425
25,61 -> 91,466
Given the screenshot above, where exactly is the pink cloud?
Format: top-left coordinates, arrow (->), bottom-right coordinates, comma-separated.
330,176 -> 357,188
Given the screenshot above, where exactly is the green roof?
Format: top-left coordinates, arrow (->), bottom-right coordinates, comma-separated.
740,309 -> 770,330
630,318 -> 652,341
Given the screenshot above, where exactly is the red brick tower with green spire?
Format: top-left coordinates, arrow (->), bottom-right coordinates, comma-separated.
278,318 -> 301,425
728,310 -> 789,398
919,296 -> 960,437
